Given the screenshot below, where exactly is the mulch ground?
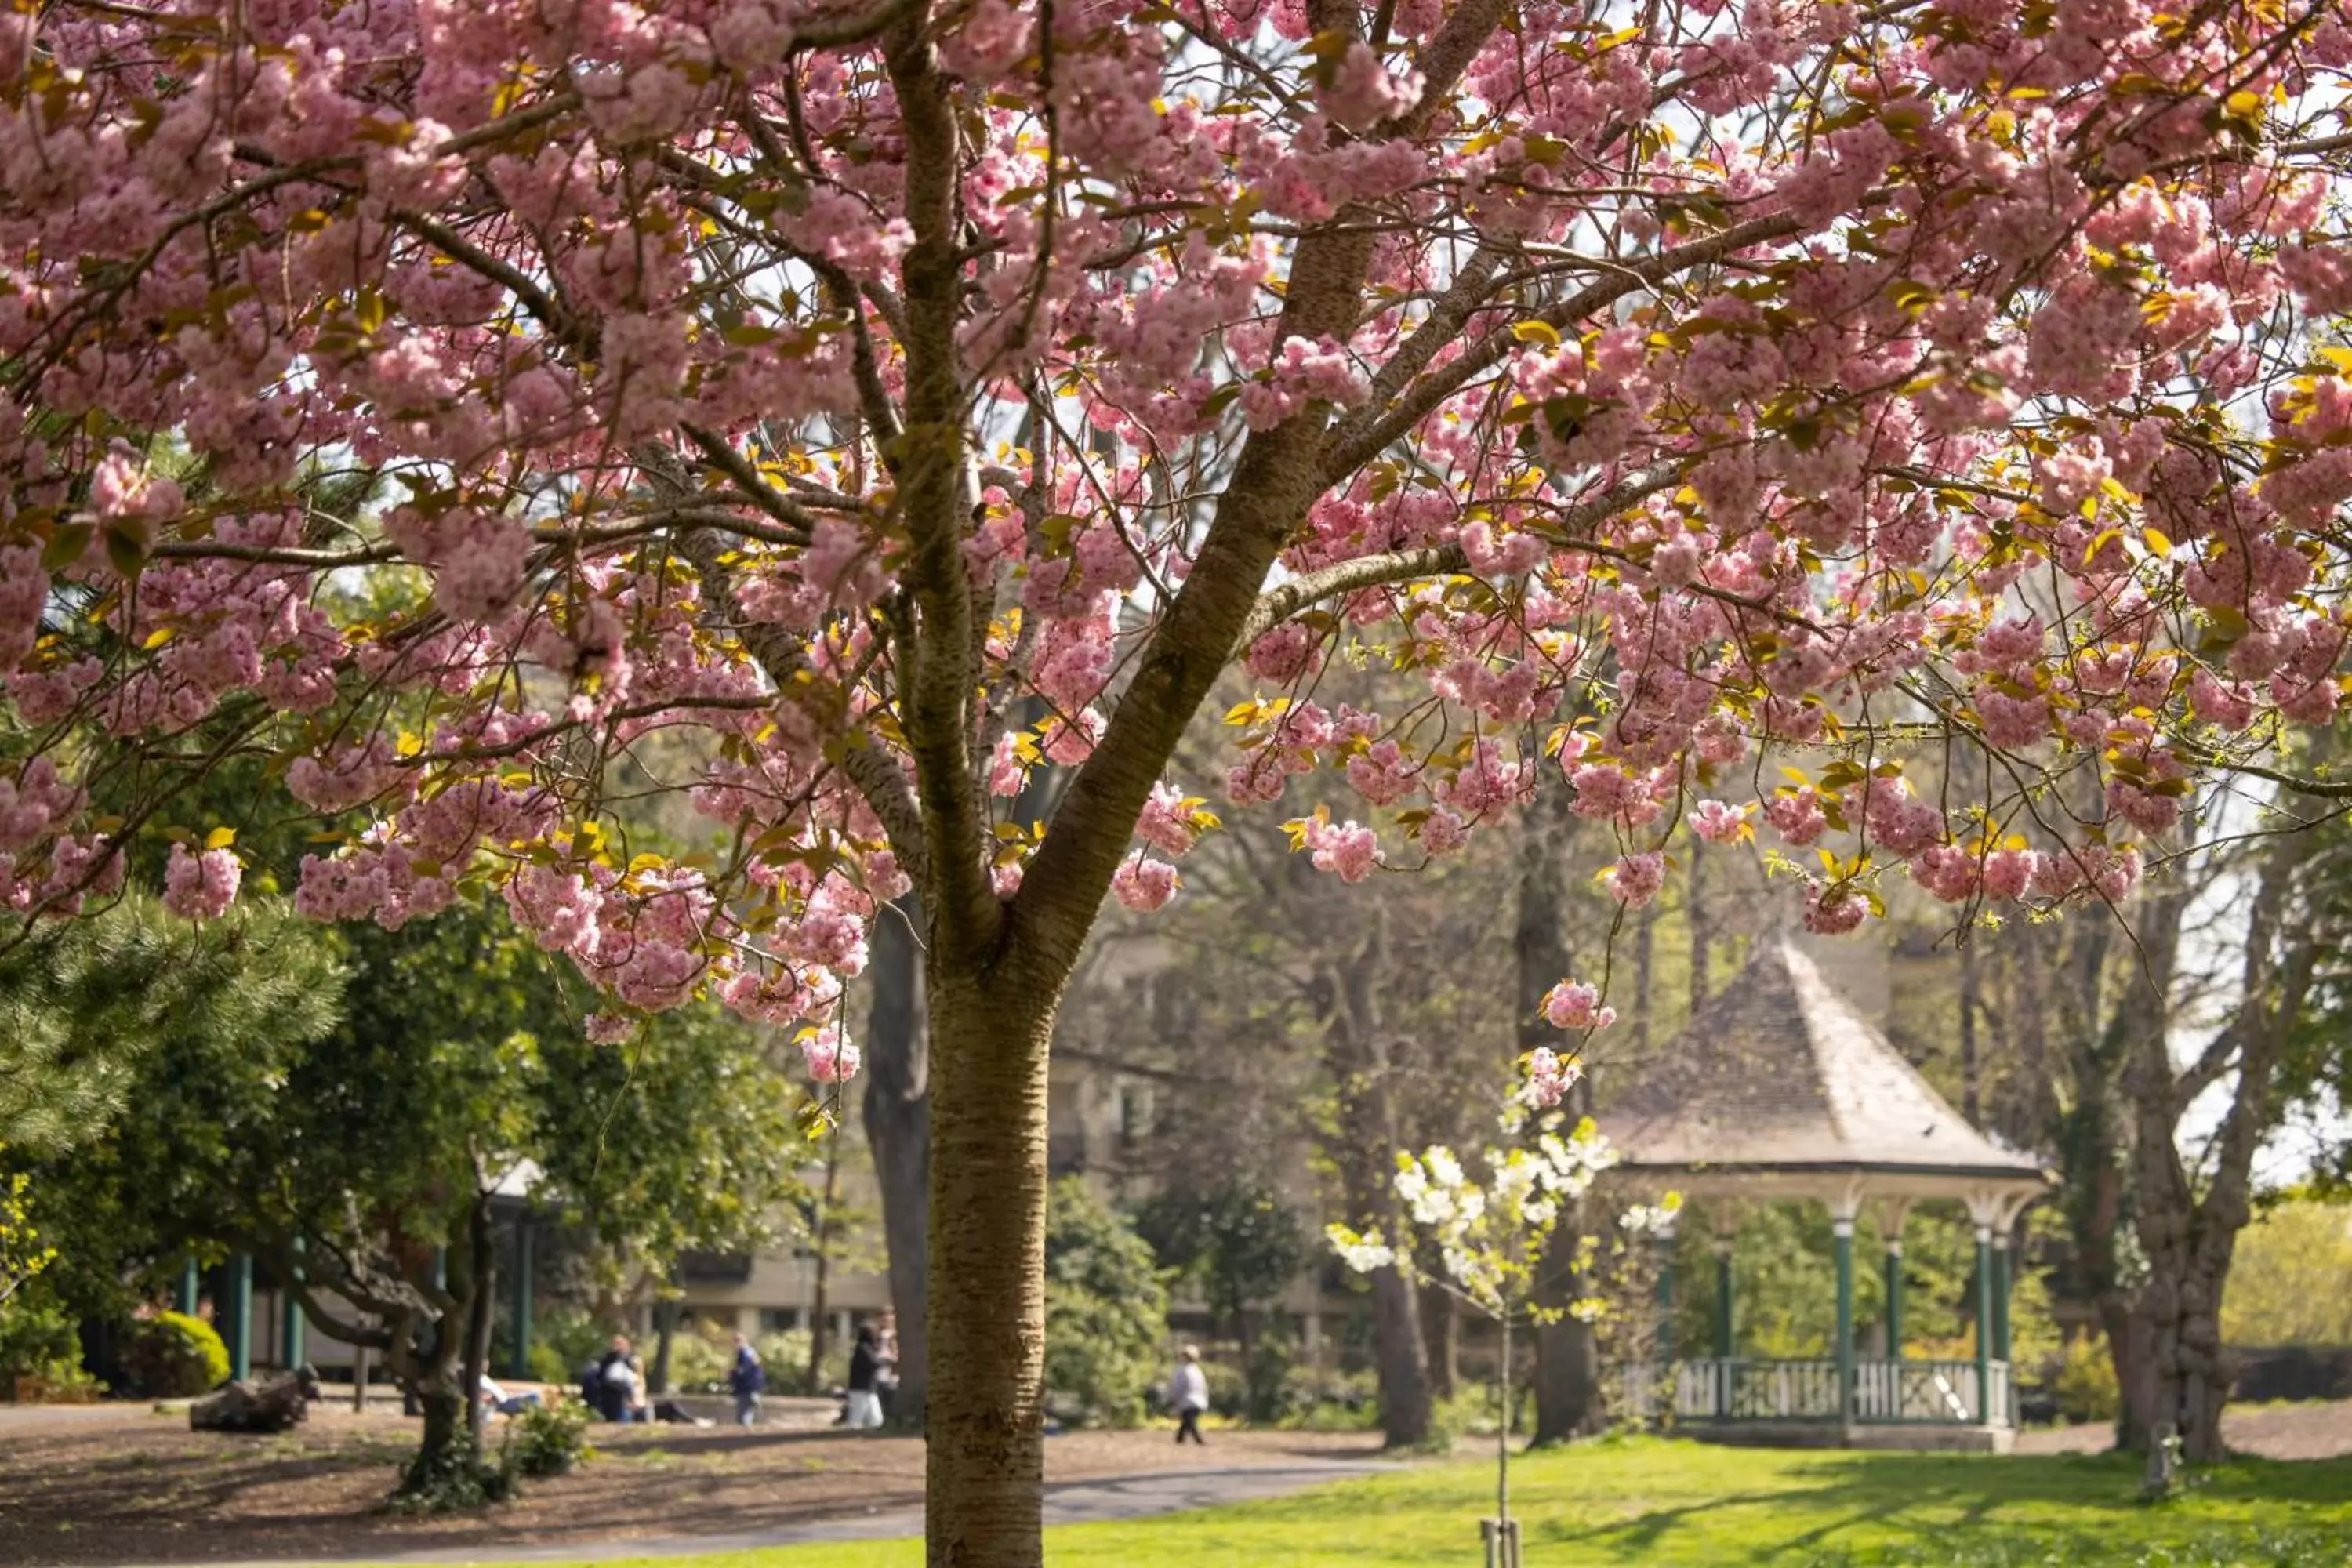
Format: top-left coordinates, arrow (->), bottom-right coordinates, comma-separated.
0,1401 -> 1384,1566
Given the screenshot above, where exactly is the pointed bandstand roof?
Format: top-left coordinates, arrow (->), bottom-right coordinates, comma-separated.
1598,937 -> 2045,1207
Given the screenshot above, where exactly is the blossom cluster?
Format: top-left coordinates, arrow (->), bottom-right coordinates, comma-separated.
0,0 -> 2344,1073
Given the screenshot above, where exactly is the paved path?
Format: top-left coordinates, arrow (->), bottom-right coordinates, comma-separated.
117,1461 -> 1388,1567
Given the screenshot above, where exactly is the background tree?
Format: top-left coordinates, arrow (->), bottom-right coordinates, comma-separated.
1133,1176 -> 1310,1420
9,5 -> 2352,1559
25,898 -> 808,1504
1041,1177 -> 1170,1429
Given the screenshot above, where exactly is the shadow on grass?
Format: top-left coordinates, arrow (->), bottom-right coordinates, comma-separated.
1526,1447 -> 2352,1567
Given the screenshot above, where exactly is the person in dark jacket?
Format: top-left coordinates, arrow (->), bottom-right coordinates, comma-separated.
844,1324 -> 885,1429
728,1332 -> 766,1427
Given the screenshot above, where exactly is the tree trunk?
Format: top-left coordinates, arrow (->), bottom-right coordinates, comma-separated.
1421,1280 -> 1457,1402
460,1198 -> 495,1455
1959,936 -> 1981,1125
808,1114 -> 844,1396
651,1297 -> 679,1396
1515,756 -> 1600,1445
862,894 -> 931,1426
1530,1188 -> 1603,1446
1318,912 -> 1432,1450
397,1219 -> 489,1505
1366,1263 -> 1432,1445
1687,840 -> 1709,1017
2124,828 -> 2324,1465
923,967 -> 1056,1566
1631,903 -> 1654,1051
403,1388 -> 477,1498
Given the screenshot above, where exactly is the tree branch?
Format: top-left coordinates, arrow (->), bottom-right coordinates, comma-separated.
1236,461 -> 1687,646
1322,210 -> 1815,482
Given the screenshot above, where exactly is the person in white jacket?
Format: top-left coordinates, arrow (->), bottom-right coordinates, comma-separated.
1167,1345 -> 1209,1446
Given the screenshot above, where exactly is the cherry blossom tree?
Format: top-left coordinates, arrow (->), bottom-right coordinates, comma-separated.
6,0 -> 2352,1558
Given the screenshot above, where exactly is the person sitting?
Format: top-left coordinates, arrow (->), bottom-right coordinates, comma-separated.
844,1325 -> 886,1430
477,1374 -> 540,1417
594,1334 -> 644,1423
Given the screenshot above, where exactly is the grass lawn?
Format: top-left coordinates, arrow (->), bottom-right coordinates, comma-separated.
535,1437 -> 2352,1568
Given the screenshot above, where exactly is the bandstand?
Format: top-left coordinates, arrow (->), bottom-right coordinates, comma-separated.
1600,937 -> 2047,1452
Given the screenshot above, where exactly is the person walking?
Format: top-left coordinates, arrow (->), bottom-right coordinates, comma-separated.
844,1324 -> 886,1430
728,1332 -> 766,1428
1167,1345 -> 1209,1446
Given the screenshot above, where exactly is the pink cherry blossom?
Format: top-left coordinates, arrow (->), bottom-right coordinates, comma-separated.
1541,980 -> 1617,1032
162,842 -> 241,920
800,1025 -> 862,1083
1112,854 -> 1180,911
1602,851 -> 1665,909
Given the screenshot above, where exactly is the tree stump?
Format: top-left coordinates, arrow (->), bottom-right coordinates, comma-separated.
191,1373 -> 310,1434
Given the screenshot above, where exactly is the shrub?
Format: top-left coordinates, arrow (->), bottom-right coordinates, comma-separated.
659,1326 -> 732,1392
528,1305 -> 615,1387
757,1327 -> 812,1388
527,1340 -> 574,1387
2052,1333 -> 2120,1425
118,1309 -> 230,1397
1241,1324 -> 1301,1423
0,1279 -> 90,1394
503,1396 -> 595,1478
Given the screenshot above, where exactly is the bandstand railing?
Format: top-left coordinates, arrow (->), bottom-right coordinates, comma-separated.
1617,1358 -> 2011,1426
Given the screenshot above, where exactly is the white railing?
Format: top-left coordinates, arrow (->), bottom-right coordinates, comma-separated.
1617,1358 -> 2012,1425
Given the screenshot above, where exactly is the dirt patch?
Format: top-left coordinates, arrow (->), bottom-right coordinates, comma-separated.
2010,1397 -> 2352,1461
0,1402 -> 1385,1566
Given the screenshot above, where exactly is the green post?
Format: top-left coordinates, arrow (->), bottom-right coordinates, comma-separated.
224,1254 -> 254,1382
176,1256 -> 201,1316
1833,1219 -> 1855,1424
507,1218 -> 535,1380
281,1239 -> 306,1370
1973,1225 -> 1994,1425
1991,1239 -> 2012,1363
1884,1241 -> 1905,1361
1712,1243 -> 1734,1361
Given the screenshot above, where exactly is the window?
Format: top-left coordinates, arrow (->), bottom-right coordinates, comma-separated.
1119,1083 -> 1153,1145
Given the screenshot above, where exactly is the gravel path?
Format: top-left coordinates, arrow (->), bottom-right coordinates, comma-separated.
2012,1397 -> 2352,1461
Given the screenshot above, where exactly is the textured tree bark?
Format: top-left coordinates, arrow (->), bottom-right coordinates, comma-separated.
460,1198 -> 495,1454
1513,759 -> 1601,1446
652,1297 -> 679,1396
863,894 -> 932,1426
922,967 -> 1057,1566
398,1221 -> 488,1502
2125,832 -> 2326,1468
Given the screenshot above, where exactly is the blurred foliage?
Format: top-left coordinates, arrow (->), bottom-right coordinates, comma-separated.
2052,1334 -> 2122,1425
2222,1198 -> 2352,1345
1044,1176 -> 1170,1428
